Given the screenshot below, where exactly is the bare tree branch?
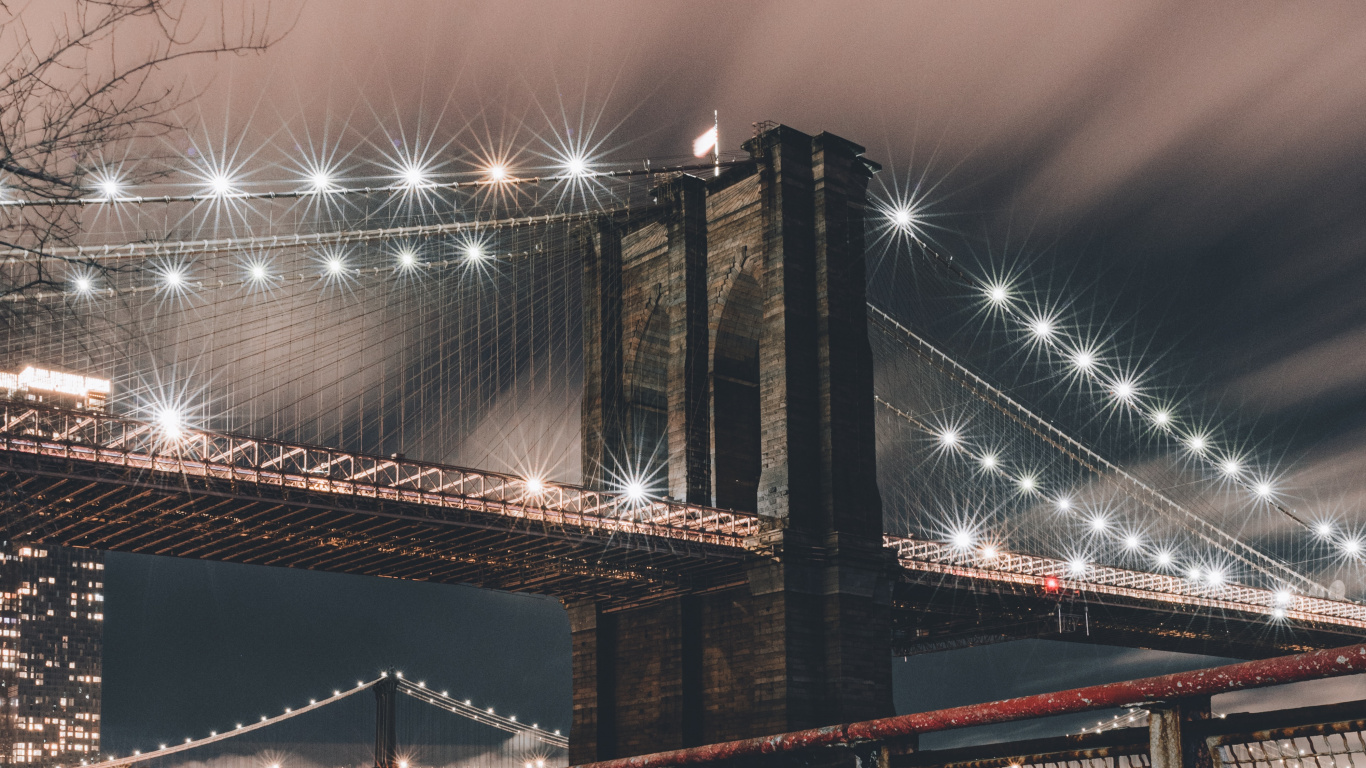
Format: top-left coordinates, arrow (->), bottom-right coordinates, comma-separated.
0,0 -> 290,312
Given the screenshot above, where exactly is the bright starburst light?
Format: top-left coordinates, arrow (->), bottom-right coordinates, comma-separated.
487,163 -> 509,181
399,162 -> 428,188
93,173 -> 122,200
623,480 -> 645,501
1111,379 -> 1136,402
563,155 -> 589,177
949,527 -> 974,550
156,407 -> 184,440
154,263 -> 190,295
985,282 -> 1010,305
317,249 -> 356,289
307,168 -> 335,192
207,171 -> 235,197
603,452 -> 664,511
1071,348 -> 1097,372
887,204 -> 918,234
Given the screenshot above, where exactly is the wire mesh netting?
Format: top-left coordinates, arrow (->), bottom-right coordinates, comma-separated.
938,755 -> 1151,768
1215,729 -> 1366,768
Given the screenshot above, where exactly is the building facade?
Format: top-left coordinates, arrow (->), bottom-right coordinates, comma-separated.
0,368 -> 107,766
0,545 -> 104,766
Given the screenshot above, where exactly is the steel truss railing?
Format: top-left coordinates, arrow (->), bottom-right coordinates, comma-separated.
885,536 -> 1366,628
6,402 -> 1366,629
0,402 -> 761,547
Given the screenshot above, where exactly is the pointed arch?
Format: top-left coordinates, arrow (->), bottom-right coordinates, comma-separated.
711,263 -> 762,512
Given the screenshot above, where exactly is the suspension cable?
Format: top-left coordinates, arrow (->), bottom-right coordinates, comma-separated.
0,205 -> 655,263
397,679 -> 568,749
80,678 -> 382,768
868,304 -> 1324,595
0,160 -> 752,209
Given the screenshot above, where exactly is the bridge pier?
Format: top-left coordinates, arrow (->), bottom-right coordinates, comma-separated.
374,675 -> 398,768
572,124 -> 894,763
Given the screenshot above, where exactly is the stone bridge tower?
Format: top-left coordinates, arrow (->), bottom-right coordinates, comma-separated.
572,124 -> 894,762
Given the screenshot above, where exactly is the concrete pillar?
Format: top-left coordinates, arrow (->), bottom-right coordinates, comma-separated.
660,176 -> 711,504
811,132 -> 883,538
580,220 -> 625,491
751,126 -> 824,532
373,675 -> 397,768
568,602 -> 612,762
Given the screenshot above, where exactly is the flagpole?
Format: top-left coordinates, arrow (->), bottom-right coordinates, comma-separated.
713,110 -> 720,177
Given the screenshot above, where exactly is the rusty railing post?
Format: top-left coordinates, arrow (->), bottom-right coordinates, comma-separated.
1149,696 -> 1211,768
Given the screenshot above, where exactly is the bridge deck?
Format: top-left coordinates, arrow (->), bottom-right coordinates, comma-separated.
0,403 -> 752,604
2,402 -> 1364,650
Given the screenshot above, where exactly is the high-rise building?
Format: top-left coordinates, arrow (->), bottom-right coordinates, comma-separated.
0,367 -> 108,766
0,546 -> 104,766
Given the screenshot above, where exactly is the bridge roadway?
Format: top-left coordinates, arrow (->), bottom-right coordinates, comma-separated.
2,402 -> 1364,658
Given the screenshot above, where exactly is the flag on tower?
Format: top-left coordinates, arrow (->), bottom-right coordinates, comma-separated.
692,125 -> 718,158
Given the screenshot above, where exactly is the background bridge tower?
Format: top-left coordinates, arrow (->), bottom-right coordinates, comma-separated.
572,124 -> 895,762
373,674 -> 398,768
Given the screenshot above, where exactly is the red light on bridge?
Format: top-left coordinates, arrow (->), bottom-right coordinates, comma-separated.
1044,576 -> 1060,593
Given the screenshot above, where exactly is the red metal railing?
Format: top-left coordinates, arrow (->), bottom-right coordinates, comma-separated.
574,643 -> 1366,768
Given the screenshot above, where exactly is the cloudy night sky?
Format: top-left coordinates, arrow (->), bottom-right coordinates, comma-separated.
8,0 -> 1366,756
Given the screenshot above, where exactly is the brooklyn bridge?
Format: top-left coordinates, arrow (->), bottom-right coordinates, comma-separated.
2,123 -> 1364,768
